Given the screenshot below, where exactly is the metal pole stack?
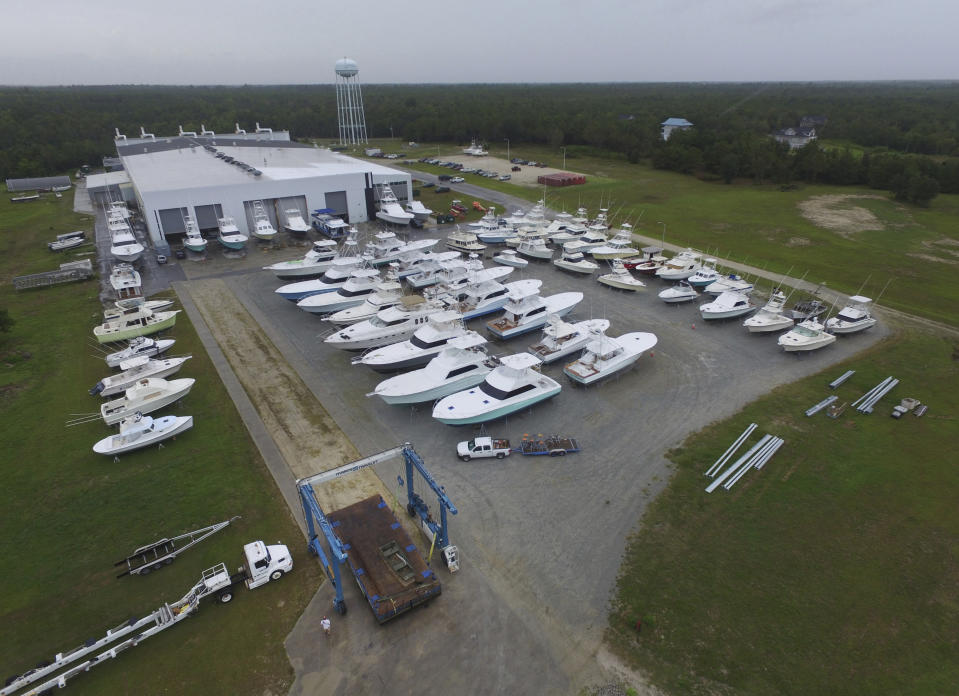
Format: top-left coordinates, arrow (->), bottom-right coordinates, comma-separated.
705,423 -> 757,477
829,370 -> 855,389
805,395 -> 838,417
852,376 -> 897,414
705,435 -> 772,493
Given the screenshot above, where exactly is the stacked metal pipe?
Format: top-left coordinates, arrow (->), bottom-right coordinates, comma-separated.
853,376 -> 898,414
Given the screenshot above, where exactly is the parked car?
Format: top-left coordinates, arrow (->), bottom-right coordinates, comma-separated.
435,186 -> 451,193
438,174 -> 452,181
450,176 -> 465,183
156,254 -> 168,265
512,166 -> 521,172
410,218 -> 424,229
422,181 -> 435,188
499,174 -> 512,181
174,247 -> 187,259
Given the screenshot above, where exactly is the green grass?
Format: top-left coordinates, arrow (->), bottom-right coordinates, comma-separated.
0,187 -> 321,694
608,331 -> 959,695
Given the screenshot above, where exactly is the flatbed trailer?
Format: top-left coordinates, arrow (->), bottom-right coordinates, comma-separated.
114,517 -> 239,577
513,437 -> 580,456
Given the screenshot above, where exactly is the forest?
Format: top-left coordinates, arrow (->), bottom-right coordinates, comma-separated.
1,82 -> 958,203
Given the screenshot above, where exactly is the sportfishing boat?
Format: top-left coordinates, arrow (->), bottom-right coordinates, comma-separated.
554,247 -> 599,274
100,377 -> 195,426
93,308 -> 180,344
297,268 -> 381,315
104,336 -> 176,368
687,258 -> 722,288
597,260 -> 646,291
439,263 -> 511,297
372,334 -> 496,405
527,316 -> 611,364
103,299 -> 175,321
563,330 -> 658,385
704,274 -> 754,296
447,277 -> 538,320
365,230 -> 439,266
486,287 -> 583,339
250,200 -> 278,241
587,209 -> 610,234
432,353 -> 561,425
407,257 -> 476,290
778,319 -> 837,352
324,296 -> 449,350
216,217 -> 248,250
743,290 -> 794,333
824,296 -> 877,334
493,249 -> 529,268
514,235 -> 554,260
324,270 -> 405,326
462,139 -> 488,156
263,239 -> 339,279
109,217 -> 145,263
90,356 -> 192,397
274,244 -> 364,300
658,280 -> 699,304
699,291 -> 756,320
375,185 -> 414,226
563,227 -> 609,254
787,298 -> 829,321
48,236 -> 85,252
472,208 -> 514,244
655,250 -> 702,281
183,216 -> 207,253
396,250 -> 462,280
590,224 -> 640,260
92,412 -> 194,456
355,311 -> 474,372
504,227 -> 547,249
283,208 -> 311,235
624,246 -> 669,275
109,264 -> 142,300
446,227 -> 486,253
405,200 -> 433,221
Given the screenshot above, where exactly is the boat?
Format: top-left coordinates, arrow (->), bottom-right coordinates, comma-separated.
365,230 -> 439,266
777,319 -> 837,352
699,291 -> 756,320
108,217 -> 145,263
250,201 -> 278,241
590,224 -> 640,260
597,260 -> 646,291
90,356 -> 192,396
324,270 -> 405,325
283,208 -> 311,235
493,250 -> 529,268
313,215 -> 351,239
372,334 -> 496,405
396,250 -> 462,279
704,274 -> 754,296
263,239 -> 339,279
658,280 -> 699,304
554,247 -> 599,274
274,247 -> 365,301
406,257 -> 472,289
787,298 -> 829,321
462,139 -> 488,156
100,377 -> 195,425
93,308 -> 180,344
527,316 -> 611,364
562,227 -> 609,254
104,299 -> 175,320
92,412 -> 194,456
432,353 -> 561,425
297,268 -> 382,315
324,296 -> 448,350
687,258 -> 722,288
356,311 -> 475,372
486,288 -> 584,339
624,246 -> 669,275
109,264 -> 142,300
563,331 -> 658,385
655,250 -> 702,281
446,227 -> 486,253
405,200 -> 433,222
447,278 -> 540,320
48,236 -> 85,252
743,290 -> 794,333
216,217 -> 248,250
375,185 -> 414,226
182,216 -> 207,253
104,337 -> 176,367
514,235 -> 554,260
471,208 -> 514,244
824,295 -> 877,334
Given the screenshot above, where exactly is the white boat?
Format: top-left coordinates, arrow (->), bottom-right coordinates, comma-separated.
356,311 -> 475,372
598,260 -> 646,291
324,271 -> 405,325
447,277 -> 538,320
250,200 -> 278,241
778,319 -> 837,352
824,295 -> 877,334
100,377 -> 196,425
406,257 -> 472,289
92,413 -> 194,456
104,299 -> 175,320
471,208 -> 513,244
90,356 -> 192,397
183,216 -> 207,253
563,330 -> 658,385
656,250 -> 702,280
373,334 -> 495,405
375,185 -> 414,225
514,235 -> 554,260
263,239 -> 339,279
396,250 -> 462,280
365,230 -> 439,266
554,247 -> 599,274
462,139 -> 488,156
624,246 -> 668,276
274,244 -> 364,300
563,227 -> 609,254
687,258 -> 722,288
324,296 -> 448,350
587,208 -> 610,234
493,249 -> 528,268
93,308 -> 180,344
527,316 -> 611,364
704,274 -> 754,296
48,236 -> 85,252
405,200 -> 433,221
297,268 -> 381,315
216,217 -> 248,250
109,218 -> 145,263
658,280 -> 699,304
283,208 -> 311,235
699,291 -> 756,320
590,224 -> 640,260
486,288 -> 584,339
547,221 -> 587,245
743,291 -> 794,333
504,227 -> 548,249
432,353 -> 561,425
104,337 -> 176,368
446,227 -> 486,253
109,264 -> 142,300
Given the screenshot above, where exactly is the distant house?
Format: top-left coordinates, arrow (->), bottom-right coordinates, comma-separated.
661,118 -> 693,141
772,127 -> 817,150
800,115 -> 828,129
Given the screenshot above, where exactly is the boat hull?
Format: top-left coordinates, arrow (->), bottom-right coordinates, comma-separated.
824,318 -> 877,334
298,295 -> 368,315
779,334 -> 837,352
111,247 -> 144,263
101,380 -> 195,425
94,312 -> 178,344
553,260 -> 597,274
184,241 -> 207,253
493,256 -> 528,268
591,249 -> 638,260
487,305 -> 574,339
378,371 -> 492,405
266,260 -> 336,279
375,211 -> 413,226
564,354 -> 642,384
217,235 -> 247,250
744,316 -> 794,333
598,276 -> 645,291
658,290 -> 697,303
700,306 -> 756,320
93,416 -> 194,455
433,385 -> 561,425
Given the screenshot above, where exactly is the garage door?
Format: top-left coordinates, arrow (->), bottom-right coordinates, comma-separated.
157,207 -> 187,237
194,203 -> 222,231
324,191 -> 348,217
275,196 -> 308,228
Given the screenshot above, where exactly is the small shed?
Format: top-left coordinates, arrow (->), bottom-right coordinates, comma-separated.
537,172 -> 586,187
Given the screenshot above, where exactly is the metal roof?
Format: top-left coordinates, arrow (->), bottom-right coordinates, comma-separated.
6,175 -> 71,192
85,171 -> 131,190
662,118 -> 693,127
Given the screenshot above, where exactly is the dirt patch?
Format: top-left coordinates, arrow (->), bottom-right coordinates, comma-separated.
442,154 -> 585,188
797,194 -> 888,236
905,253 -> 959,267
786,237 -> 812,247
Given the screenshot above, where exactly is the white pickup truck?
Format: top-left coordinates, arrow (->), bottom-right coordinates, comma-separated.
457,436 -> 511,461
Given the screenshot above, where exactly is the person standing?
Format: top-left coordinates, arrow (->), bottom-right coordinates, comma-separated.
321,615 -> 331,637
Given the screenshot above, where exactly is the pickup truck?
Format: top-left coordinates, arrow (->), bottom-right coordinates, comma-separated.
457,436 -> 511,461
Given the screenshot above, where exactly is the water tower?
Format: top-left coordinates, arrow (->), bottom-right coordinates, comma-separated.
335,57 -> 368,146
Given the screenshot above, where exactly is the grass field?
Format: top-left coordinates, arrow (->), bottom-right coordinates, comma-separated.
607,329 -> 959,695
0,188 -> 321,694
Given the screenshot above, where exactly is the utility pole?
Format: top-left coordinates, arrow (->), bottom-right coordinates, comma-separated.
505,138 -> 510,161
562,147 -> 567,169
658,221 -> 666,245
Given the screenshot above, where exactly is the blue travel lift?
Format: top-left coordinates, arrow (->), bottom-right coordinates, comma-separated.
296,443 -> 459,617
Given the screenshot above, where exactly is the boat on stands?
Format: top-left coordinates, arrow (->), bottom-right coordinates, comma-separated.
514,235 -> 554,260
108,217 -> 145,263
396,251 -> 462,279
92,412 -> 194,456
296,268 -> 381,315
446,227 -> 486,253
563,330 -> 658,385
493,249 -> 528,268
104,336 -> 176,368
104,299 -> 175,321
365,230 -> 438,266
463,139 -> 488,156
658,280 -> 699,304
324,270 -> 405,326
407,256 -> 477,290
624,246 -> 668,275
405,200 -> 433,222
372,334 -> 496,405
375,185 -> 414,226
100,377 -> 195,425
324,296 -> 449,350
743,290 -> 793,333
590,224 -> 640,260
264,239 -> 339,279
109,264 -> 142,300
48,236 -> 85,252
486,287 -> 583,339
446,277 -> 538,321
216,217 -> 248,250
90,355 -> 192,397
356,311 -> 474,372
93,308 -> 180,344
563,227 -> 609,254
183,216 -> 207,253
655,250 -> 702,281
778,319 -> 837,352
687,258 -> 722,288
597,260 -> 646,291
432,353 -> 561,425
250,201 -> 278,241
699,291 -> 756,320
554,247 -> 599,274
527,316 -> 611,364
824,296 -> 877,334
283,208 -> 311,235
704,273 -> 754,296
274,240 -> 364,300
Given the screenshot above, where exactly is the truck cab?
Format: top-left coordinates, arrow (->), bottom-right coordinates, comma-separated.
242,540 -> 293,589
457,436 -> 511,461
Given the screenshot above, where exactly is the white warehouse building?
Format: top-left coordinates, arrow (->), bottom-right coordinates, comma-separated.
95,126 -> 412,250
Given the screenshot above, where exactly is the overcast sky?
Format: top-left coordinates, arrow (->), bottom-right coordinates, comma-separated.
2,0 -> 956,84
